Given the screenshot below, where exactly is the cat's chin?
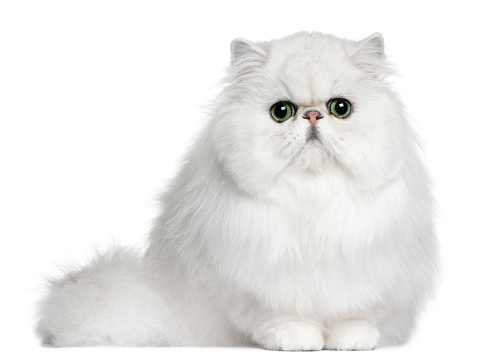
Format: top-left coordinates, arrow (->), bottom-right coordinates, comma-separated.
291,139 -> 331,174
306,137 -> 324,147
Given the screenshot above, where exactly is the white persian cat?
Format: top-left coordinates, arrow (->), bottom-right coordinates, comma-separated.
36,32 -> 439,351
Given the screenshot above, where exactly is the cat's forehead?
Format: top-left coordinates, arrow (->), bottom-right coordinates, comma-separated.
266,34 -> 353,104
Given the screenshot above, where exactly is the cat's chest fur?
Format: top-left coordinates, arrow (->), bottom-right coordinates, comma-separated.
198,171 -> 407,318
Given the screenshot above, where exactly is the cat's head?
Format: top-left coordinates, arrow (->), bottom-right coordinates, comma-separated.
211,32 -> 409,194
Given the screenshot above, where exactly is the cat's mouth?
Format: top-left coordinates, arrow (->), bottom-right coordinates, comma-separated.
306,125 -> 321,143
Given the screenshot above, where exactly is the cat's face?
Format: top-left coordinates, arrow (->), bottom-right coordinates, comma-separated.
212,32 -> 407,194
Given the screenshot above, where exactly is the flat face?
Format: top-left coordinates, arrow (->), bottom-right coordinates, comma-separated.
214,32 -> 405,194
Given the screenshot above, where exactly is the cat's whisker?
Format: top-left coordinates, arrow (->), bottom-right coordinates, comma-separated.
266,133 -> 286,142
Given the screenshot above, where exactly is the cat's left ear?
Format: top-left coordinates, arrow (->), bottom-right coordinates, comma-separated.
230,38 -> 267,65
349,33 -> 385,76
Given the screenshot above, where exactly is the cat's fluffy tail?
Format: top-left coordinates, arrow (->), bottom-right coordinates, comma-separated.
35,247 -> 173,346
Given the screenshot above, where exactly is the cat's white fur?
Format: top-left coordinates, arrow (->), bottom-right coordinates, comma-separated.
36,32 -> 439,350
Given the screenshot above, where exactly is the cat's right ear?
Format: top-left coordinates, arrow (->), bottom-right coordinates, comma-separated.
349,33 -> 386,77
230,38 -> 267,65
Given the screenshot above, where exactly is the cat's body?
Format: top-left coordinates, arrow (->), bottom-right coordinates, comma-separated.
36,32 -> 438,350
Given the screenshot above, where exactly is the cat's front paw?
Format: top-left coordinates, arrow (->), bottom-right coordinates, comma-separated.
253,318 -> 324,351
324,319 -> 380,351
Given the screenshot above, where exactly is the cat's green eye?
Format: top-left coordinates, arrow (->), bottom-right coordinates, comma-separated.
329,98 -> 352,119
270,101 -> 294,123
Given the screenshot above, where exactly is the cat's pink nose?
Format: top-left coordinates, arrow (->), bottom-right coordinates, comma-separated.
303,111 -> 322,124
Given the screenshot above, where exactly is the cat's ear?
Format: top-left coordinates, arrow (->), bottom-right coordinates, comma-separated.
349,33 -> 385,76
230,38 -> 267,65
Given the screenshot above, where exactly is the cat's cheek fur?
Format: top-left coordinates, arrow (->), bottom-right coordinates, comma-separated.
211,102 -> 292,195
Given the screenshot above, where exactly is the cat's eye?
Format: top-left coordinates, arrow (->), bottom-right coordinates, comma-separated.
270,101 -> 295,123
328,98 -> 352,119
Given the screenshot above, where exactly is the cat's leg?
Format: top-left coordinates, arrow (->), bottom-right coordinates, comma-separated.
36,248 -> 175,346
223,293 -> 324,351
323,319 -> 380,351
376,302 -> 418,346
252,316 -> 325,351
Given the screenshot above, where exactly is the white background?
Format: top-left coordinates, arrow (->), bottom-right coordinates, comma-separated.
1,1 -> 481,357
